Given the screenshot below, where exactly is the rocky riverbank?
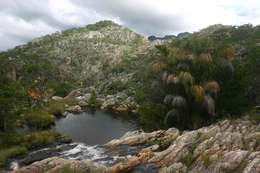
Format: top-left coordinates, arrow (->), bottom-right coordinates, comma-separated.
11,119 -> 260,173
54,88 -> 139,114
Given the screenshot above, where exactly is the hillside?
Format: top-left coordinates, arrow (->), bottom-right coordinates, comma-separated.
1,21 -> 260,127
0,21 -> 150,90
0,21 -> 260,171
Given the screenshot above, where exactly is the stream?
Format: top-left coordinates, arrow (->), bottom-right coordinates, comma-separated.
9,110 -> 140,171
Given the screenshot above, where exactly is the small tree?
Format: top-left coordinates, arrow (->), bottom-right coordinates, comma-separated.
88,90 -> 97,108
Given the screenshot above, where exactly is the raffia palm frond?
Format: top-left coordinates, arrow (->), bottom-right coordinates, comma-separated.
177,62 -> 190,71
169,47 -> 181,58
162,71 -> 168,84
221,59 -> 234,74
204,80 -> 220,94
176,53 -> 193,61
169,47 -> 190,61
186,54 -> 195,61
178,72 -> 194,87
223,47 -> 235,60
150,61 -> 167,73
197,53 -> 213,64
203,95 -> 216,116
164,109 -> 181,127
192,85 -> 205,103
163,94 -> 174,105
172,96 -> 187,109
166,74 -> 179,85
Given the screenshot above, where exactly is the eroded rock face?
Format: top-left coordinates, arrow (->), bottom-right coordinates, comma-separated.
11,119 -> 260,173
10,157 -> 107,173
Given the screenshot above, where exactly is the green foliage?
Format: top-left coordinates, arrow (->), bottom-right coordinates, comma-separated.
23,130 -> 60,149
86,20 -> 117,31
0,146 -> 28,167
47,81 -> 75,97
178,72 -> 194,92
139,24 -> 260,129
138,103 -> 166,131
0,133 -> 23,148
105,80 -> 127,94
46,100 -> 65,117
0,130 -> 60,167
25,110 -> 55,129
155,45 -> 170,57
247,107 -> 260,122
0,81 -> 28,132
88,90 -> 97,108
134,87 -> 147,103
180,152 -> 194,168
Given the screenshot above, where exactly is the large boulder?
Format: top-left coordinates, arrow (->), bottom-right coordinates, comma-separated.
65,105 -> 82,113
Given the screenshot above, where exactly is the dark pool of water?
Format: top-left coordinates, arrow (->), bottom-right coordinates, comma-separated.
54,110 -> 138,145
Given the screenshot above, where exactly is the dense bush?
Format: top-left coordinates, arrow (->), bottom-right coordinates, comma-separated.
0,133 -> 23,148
25,110 -> 55,129
88,90 -> 97,108
0,81 -> 28,132
0,130 -> 60,167
0,146 -> 28,167
23,130 -> 60,149
46,100 -> 66,117
138,103 -> 167,131
137,25 -> 259,129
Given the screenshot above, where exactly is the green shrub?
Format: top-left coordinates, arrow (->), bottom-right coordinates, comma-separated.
86,20 -> 117,31
0,146 -> 28,167
23,130 -> 60,149
247,107 -> 260,122
138,103 -> 166,131
88,90 -> 97,108
134,87 -> 147,103
0,133 -> 23,147
46,100 -> 65,117
47,82 -> 75,97
180,152 -> 194,168
25,110 -> 55,129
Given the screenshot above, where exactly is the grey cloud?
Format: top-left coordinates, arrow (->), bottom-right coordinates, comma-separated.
71,0 -> 186,35
0,0 -> 259,51
0,0 -> 92,51
0,1 -> 72,29
0,34 -> 21,51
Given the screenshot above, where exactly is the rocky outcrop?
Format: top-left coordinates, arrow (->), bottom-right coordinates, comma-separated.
110,119 -> 260,173
11,119 -> 260,173
11,157 -> 107,173
99,94 -> 138,113
62,88 -> 139,114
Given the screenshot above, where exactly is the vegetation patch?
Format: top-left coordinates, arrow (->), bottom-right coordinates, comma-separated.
201,154 -> 212,168
46,100 -> 66,117
138,103 -> 167,131
25,110 -> 55,130
23,130 -> 60,149
0,146 -> 28,167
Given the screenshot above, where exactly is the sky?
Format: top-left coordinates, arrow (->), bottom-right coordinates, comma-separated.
0,0 -> 260,51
